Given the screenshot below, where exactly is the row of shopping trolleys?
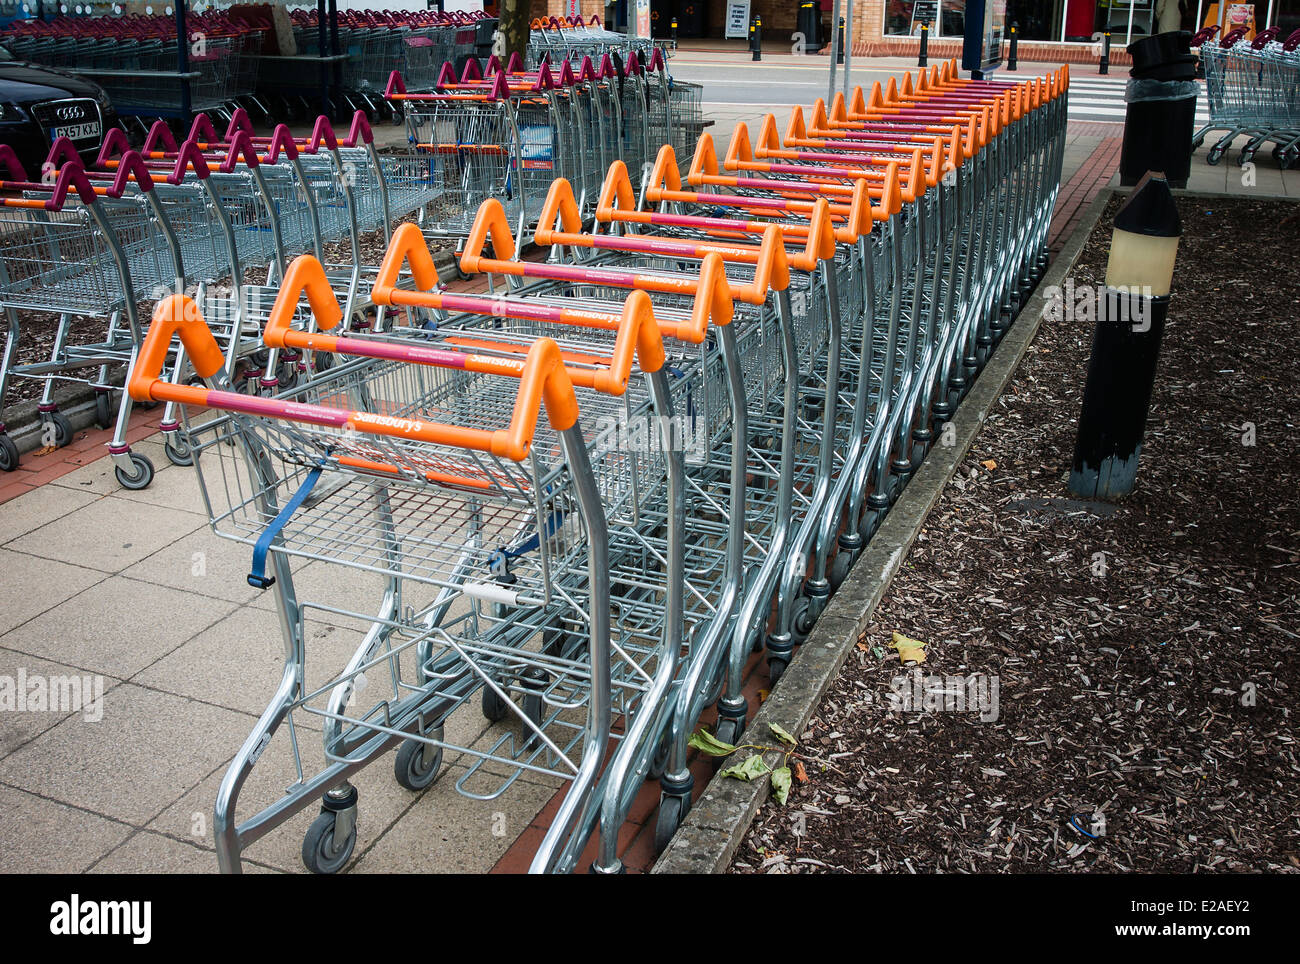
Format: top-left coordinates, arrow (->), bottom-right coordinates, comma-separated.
1193,24 -> 1300,169
0,49 -> 690,484
45,58 -> 1069,873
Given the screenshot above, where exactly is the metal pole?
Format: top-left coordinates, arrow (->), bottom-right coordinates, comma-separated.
1100,31 -> 1111,74
843,0 -> 852,93
1265,0 -> 1275,28
329,0 -> 341,111
919,21 -> 929,67
176,0 -> 191,120
317,0 -> 329,117
1126,0 -> 1135,45
1194,0 -> 1204,32
828,0 -> 841,102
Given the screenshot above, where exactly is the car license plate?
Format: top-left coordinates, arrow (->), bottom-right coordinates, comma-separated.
52,121 -> 100,141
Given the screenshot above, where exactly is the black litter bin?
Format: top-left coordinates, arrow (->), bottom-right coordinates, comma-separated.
1119,31 -> 1199,189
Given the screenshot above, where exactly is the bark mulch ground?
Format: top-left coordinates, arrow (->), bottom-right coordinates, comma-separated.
731,195 -> 1300,874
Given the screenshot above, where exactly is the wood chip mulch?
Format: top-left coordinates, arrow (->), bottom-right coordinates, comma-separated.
732,195 -> 1300,874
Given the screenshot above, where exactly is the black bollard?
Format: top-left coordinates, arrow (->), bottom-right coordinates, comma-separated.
1068,173 -> 1182,501
671,18 -> 677,49
752,16 -> 762,61
1008,24 -> 1018,70
1100,31 -> 1111,74
837,17 -> 845,63
919,22 -> 929,68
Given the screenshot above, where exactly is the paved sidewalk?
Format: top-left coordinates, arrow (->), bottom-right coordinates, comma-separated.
0,84 -> 1202,873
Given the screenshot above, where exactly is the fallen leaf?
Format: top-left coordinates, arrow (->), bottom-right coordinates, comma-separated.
688,729 -> 736,757
768,722 -> 797,746
792,760 -> 809,783
981,459 -> 998,471
757,688 -> 770,703
890,631 -> 928,664
770,767 -> 792,805
720,754 -> 772,782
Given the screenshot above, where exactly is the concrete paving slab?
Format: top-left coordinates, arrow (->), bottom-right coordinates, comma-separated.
0,549 -> 106,636
350,765 -> 558,874
6,496 -> 205,573
88,830 -> 286,874
0,683 -> 253,826
120,526 -> 265,606
0,485 -> 99,547
1,577 -> 238,680
108,462 -> 208,517
47,439 -> 169,497
0,646 -> 124,757
0,784 -> 133,874
133,606 -> 368,719
144,705 -> 490,873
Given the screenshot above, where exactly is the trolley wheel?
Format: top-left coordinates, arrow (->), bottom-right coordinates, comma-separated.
522,668 -> 547,750
0,434 -> 18,472
858,507 -> 885,544
1283,149 -> 1299,170
114,452 -> 154,491
394,731 -> 444,792
455,263 -> 471,283
1206,145 -> 1225,165
276,361 -> 299,393
94,391 -> 113,430
482,684 -> 511,722
647,734 -> 670,781
768,654 -> 790,685
713,715 -> 744,751
301,810 -> 356,875
1238,150 -> 1254,167
789,595 -> 815,645
47,411 -> 73,448
653,794 -> 687,854
164,433 -> 193,467
828,551 -> 853,592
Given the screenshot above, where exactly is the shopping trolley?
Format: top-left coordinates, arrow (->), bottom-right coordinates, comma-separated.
0,155 -> 168,484
130,251 -> 685,872
1194,29 -> 1300,168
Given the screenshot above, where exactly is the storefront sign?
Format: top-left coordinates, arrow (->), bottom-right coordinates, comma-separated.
910,0 -> 938,34
725,0 -> 751,40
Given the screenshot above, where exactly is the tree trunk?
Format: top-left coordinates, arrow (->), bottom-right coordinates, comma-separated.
499,0 -> 531,62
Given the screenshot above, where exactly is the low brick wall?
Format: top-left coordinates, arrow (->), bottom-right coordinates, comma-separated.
843,37 -> 1132,66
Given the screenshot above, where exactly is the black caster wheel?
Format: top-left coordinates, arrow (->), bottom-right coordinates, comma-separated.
1206,146 -> 1224,165
482,683 -> 511,722
301,809 -> 357,874
909,436 -> 928,470
828,551 -> 853,591
521,668 -> 547,749
0,434 -> 17,472
47,411 -> 74,448
768,655 -> 790,685
647,735 -> 671,781
394,728 -> 444,791
713,715 -> 745,749
789,595 -> 815,644
653,794 -> 688,854
164,434 -> 193,467
114,452 -> 154,491
94,391 -> 113,430
276,361 -> 300,393
455,263 -> 471,283
858,508 -> 884,544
